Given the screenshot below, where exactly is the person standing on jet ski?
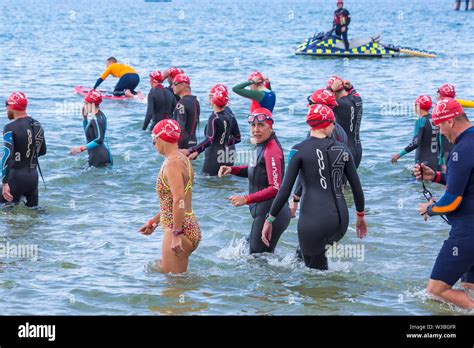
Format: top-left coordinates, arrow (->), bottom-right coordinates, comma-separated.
332,0 -> 351,51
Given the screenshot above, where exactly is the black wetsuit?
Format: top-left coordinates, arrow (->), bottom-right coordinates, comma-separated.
83,111 -> 112,167
173,95 -> 200,149
166,85 -> 180,103
1,116 -> 46,207
333,92 -> 363,168
143,86 -> 176,131
293,124 -> 349,197
399,114 -> 442,171
230,133 -> 291,253
269,136 -> 365,270
190,107 -> 241,176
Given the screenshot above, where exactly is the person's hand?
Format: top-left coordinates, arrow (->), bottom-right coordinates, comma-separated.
2,183 -> 13,202
414,163 -> 435,181
139,222 -> 156,236
331,79 -> 343,93
229,195 -> 247,207
341,26 -> 346,33
218,166 -> 232,177
252,77 -> 263,85
171,234 -> 184,256
418,199 -> 434,222
261,221 -> 273,247
343,80 -> 352,90
391,153 -> 401,164
188,152 -> 199,160
356,216 -> 368,239
70,147 -> 83,155
180,149 -> 191,156
82,106 -> 88,119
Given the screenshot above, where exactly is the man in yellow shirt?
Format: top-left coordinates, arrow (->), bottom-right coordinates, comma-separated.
93,57 -> 140,97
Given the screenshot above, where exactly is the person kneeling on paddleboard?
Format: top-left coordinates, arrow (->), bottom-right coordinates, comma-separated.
93,57 -> 140,97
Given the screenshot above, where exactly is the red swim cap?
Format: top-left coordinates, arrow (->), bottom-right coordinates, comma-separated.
309,89 -> 338,109
168,67 -> 184,80
337,0 -> 344,4
437,83 -> 456,98
415,95 -> 432,111
152,119 -> 181,143
248,71 -> 265,83
84,90 -> 102,105
432,98 -> 464,125
211,87 -> 229,107
306,104 -> 335,129
209,83 -> 228,95
249,107 -> 273,128
174,74 -> 190,86
326,75 -> 344,92
150,70 -> 164,83
6,92 -> 28,111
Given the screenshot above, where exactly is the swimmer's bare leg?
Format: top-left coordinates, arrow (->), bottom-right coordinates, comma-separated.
427,279 -> 474,309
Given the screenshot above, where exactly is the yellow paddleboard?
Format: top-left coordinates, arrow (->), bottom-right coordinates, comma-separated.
457,99 -> 474,108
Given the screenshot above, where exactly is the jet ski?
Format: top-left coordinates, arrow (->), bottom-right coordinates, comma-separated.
295,31 -> 437,58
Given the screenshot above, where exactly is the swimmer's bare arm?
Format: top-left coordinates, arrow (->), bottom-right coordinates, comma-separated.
139,212 -> 161,236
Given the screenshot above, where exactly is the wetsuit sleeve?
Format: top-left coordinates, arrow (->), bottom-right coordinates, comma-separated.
85,118 -> 104,151
427,146 -> 471,216
190,114 -> 217,154
99,66 -> 112,81
230,165 -> 248,177
143,91 -> 155,130
1,128 -> 14,184
174,103 -> 188,141
37,126 -> 46,157
93,78 -> 104,90
232,81 -> 264,103
269,147 -> 301,217
246,141 -> 284,204
400,118 -> 425,156
344,150 -> 365,212
293,175 -> 303,197
228,117 -> 241,146
433,171 -> 446,185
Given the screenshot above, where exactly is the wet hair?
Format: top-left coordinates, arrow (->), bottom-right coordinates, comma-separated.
106,57 -> 117,63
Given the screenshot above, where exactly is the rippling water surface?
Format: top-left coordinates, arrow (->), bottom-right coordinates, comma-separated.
0,0 -> 473,315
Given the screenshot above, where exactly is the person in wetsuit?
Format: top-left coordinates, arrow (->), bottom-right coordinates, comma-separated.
93,57 -> 140,97
218,108 -> 290,254
143,70 -> 176,131
1,92 -> 46,207
171,74 -> 200,150
164,67 -> 184,103
262,104 -> 368,270
181,84 -> 241,176
233,71 -> 276,113
291,88 -> 349,217
437,83 -> 456,170
328,76 -> 363,168
69,90 -> 112,167
332,0 -> 351,50
416,98 -> 474,309
391,95 -> 442,171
